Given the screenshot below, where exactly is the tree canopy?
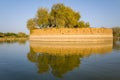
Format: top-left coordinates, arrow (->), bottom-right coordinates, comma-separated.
27,3 -> 90,30
0,32 -> 28,38
36,8 -> 49,28
27,18 -> 36,30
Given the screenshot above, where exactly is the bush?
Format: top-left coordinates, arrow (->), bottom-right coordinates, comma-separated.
0,32 -> 4,37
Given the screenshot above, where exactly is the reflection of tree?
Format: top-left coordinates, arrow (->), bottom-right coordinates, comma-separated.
113,40 -> 120,50
37,54 -> 50,74
18,40 -> 26,45
0,39 -> 27,45
27,47 -> 82,78
27,47 -> 37,62
50,55 -> 80,77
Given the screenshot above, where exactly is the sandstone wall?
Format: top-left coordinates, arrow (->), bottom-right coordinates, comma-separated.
30,28 -> 113,41
30,28 -> 112,35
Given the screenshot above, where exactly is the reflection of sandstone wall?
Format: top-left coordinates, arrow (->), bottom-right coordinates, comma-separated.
30,28 -> 113,41
30,41 -> 112,56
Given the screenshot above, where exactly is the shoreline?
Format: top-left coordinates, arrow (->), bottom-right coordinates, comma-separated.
0,37 -> 28,41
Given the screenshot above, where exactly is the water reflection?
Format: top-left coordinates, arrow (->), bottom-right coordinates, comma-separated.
0,39 -> 28,45
30,41 -> 113,55
28,48 -> 81,77
113,40 -> 120,50
27,41 -> 113,78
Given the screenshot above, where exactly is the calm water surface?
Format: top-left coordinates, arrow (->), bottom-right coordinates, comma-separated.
0,41 -> 120,80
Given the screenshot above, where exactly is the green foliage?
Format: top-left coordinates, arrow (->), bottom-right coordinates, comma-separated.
112,27 -> 120,37
36,8 -> 49,28
4,32 -> 17,37
75,21 -> 90,28
0,32 -> 4,37
27,18 -> 36,30
27,48 -> 81,78
27,3 -> 90,30
0,32 -> 28,38
50,3 -> 81,28
17,32 -> 28,37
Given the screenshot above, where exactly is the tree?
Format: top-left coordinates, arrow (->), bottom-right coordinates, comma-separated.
27,18 -> 36,30
36,8 -> 49,28
85,22 -> 90,28
0,32 -> 4,37
26,3 -> 90,30
112,27 -> 120,37
50,3 -> 81,28
50,3 -> 66,28
18,32 -> 27,37
27,47 -> 81,78
75,21 -> 90,28
4,32 -> 17,37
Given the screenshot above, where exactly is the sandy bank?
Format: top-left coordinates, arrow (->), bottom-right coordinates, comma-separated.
30,35 -> 113,41
30,28 -> 113,41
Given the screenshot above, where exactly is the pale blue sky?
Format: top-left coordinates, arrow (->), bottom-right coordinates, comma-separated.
0,0 -> 120,34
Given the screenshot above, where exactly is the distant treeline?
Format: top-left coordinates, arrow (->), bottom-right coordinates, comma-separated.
112,27 -> 120,38
0,32 -> 28,38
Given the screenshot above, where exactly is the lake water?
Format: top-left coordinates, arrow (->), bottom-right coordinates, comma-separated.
0,40 -> 120,80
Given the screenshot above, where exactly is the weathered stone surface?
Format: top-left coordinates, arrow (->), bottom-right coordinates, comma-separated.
30,28 -> 113,41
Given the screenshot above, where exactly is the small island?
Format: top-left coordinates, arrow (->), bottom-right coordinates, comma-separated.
27,3 -> 113,42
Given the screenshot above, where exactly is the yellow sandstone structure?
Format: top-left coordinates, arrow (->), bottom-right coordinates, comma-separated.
30,28 -> 113,41
29,28 -> 113,55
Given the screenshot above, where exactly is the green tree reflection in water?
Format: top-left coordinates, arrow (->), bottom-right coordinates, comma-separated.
27,47 -> 83,78
27,41 -> 113,78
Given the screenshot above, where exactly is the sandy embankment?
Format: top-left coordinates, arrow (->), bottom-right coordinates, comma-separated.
30,35 -> 113,41
29,28 -> 113,56
30,28 -> 113,41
